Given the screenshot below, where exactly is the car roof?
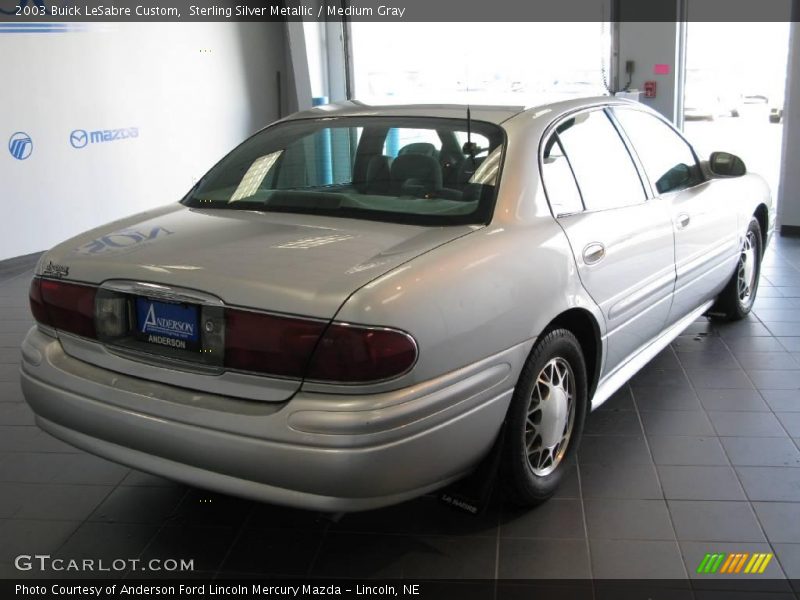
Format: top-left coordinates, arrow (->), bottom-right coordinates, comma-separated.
281,101 -> 527,125
280,97 -> 634,128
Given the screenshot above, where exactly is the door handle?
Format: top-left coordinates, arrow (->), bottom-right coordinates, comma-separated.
583,242 -> 606,265
677,213 -> 691,229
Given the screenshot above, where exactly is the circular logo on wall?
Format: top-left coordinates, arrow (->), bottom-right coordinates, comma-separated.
69,129 -> 89,149
8,132 -> 33,160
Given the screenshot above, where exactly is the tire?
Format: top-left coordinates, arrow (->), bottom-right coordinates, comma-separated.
501,328 -> 588,506
710,216 -> 763,321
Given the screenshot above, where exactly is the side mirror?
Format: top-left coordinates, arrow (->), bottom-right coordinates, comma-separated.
709,151 -> 746,177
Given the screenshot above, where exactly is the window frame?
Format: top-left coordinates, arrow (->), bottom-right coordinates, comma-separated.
538,104 -> 650,218
607,105 -> 707,198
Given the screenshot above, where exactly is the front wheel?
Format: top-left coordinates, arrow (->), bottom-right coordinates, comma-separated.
710,216 -> 763,321
500,328 -> 588,506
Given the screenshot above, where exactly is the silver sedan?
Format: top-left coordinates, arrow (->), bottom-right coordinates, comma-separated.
20,98 -> 773,511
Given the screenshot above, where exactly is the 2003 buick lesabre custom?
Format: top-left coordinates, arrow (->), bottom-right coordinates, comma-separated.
20,98 -> 773,510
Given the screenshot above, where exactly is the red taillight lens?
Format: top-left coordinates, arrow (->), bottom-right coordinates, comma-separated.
224,308 -> 326,378
306,323 -> 417,383
29,277 -> 51,326
34,278 -> 97,338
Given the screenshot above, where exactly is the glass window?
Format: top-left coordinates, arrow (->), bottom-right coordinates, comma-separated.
555,110 -> 646,211
613,108 -> 703,194
542,135 -> 583,216
184,117 -> 504,226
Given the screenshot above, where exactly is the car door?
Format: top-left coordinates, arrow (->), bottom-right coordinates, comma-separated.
541,108 -> 677,377
611,107 -> 739,325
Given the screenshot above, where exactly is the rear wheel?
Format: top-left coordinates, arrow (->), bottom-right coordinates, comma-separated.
501,328 -> 588,506
710,216 -> 763,321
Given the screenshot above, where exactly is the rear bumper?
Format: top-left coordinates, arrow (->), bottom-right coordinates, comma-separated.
20,327 -> 524,511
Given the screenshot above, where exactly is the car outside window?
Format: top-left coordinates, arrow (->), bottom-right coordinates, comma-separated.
541,135 -> 584,216
184,117 -> 504,226
612,107 -> 704,194
554,109 -> 646,212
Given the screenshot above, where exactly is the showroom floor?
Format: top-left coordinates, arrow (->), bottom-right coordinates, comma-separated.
1,240 -> 799,591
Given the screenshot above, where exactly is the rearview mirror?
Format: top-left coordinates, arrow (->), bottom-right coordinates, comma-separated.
709,152 -> 746,177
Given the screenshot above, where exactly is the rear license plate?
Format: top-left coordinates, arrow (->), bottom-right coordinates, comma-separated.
135,297 -> 200,352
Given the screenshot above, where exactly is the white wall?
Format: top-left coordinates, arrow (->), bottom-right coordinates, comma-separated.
617,21 -> 680,122
0,22 -> 287,261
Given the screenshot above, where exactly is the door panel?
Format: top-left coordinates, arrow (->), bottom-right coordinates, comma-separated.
558,202 -> 676,376
665,181 -> 739,323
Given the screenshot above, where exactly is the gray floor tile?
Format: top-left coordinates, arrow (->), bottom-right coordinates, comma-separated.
120,470 -> 183,488
752,502 -> 800,543
657,466 -> 746,501
0,402 -> 35,424
579,464 -> 662,499
89,485 -> 186,525
578,435 -> 653,465
584,410 -> 643,436
0,426 -> 82,453
672,335 -> 729,353
0,364 -> 20,382
0,380 -> 23,402
726,337 -> 787,353
0,347 -> 22,364
499,538 -> 591,578
717,322 -> 773,338
676,351 -> 739,370
585,498 -> 675,540
776,412 -> 800,436
648,436 -> 729,466
720,437 -> 800,467
777,337 -> 800,352
736,467 -> 800,501
736,352 -> 800,371
772,543 -> 800,579
685,369 -> 754,390
500,498 -> 585,539
632,387 -> 702,411
764,322 -> 800,337
640,410 -> 716,436
55,521 -> 158,562
668,500 -> 765,542
631,369 -> 692,389
7,483 -> 113,520
0,452 -> 128,485
708,411 -> 788,437
140,525 -> 238,574
0,519 -> 80,562
696,389 -> 769,412
760,389 -> 800,412
222,528 -> 325,577
589,539 -> 686,579
748,369 -> 800,390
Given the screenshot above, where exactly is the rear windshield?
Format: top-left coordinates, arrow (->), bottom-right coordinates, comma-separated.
183,117 -> 505,226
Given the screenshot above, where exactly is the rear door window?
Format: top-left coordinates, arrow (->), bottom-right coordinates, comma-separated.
555,109 -> 646,211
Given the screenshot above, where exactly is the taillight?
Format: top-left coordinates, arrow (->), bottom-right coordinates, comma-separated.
224,308 -> 417,383
306,323 -> 417,383
224,308 -> 326,378
29,277 -> 51,326
31,277 -> 97,338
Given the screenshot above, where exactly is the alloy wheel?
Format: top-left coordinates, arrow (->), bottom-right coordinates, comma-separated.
737,231 -> 758,305
525,357 -> 576,477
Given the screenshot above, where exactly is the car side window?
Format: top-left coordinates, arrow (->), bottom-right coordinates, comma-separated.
612,107 -> 703,195
555,110 -> 647,211
541,134 -> 584,216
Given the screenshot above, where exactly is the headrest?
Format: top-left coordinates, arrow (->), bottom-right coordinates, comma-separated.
390,154 -> 443,191
398,142 -> 438,158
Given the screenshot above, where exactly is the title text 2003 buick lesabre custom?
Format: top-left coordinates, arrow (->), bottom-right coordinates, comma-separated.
20,98 -> 773,510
